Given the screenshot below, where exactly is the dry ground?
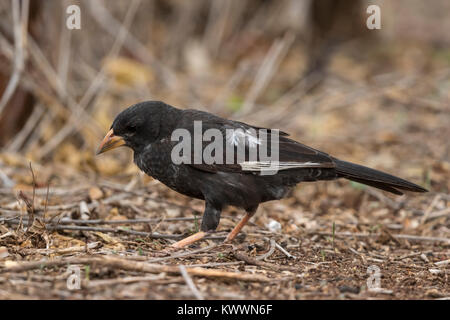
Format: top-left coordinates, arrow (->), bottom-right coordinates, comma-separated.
0,176 -> 449,300
0,62 -> 449,299
0,0 -> 449,299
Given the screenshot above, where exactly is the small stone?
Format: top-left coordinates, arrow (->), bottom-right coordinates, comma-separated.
266,219 -> 281,233
420,253 -> 429,263
429,268 -> 442,275
0,247 -> 9,259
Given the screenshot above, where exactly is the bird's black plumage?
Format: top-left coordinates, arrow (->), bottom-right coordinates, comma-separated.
101,101 -> 427,242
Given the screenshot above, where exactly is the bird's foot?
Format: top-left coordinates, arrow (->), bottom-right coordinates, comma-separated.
171,231 -> 208,249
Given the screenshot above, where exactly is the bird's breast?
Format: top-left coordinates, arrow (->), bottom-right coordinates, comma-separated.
134,144 -> 204,199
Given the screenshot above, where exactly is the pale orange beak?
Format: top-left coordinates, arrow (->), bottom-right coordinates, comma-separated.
96,129 -> 126,155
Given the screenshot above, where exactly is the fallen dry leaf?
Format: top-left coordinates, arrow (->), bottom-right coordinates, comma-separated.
89,187 -> 104,201
93,232 -> 126,251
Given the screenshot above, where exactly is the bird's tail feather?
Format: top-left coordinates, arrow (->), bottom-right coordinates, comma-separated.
333,158 -> 428,195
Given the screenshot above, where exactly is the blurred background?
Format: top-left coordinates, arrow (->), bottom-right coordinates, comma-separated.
0,0 -> 448,191
0,0 -> 449,300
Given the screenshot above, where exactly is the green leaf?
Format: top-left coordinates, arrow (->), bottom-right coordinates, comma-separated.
85,265 -> 90,281
332,221 -> 335,247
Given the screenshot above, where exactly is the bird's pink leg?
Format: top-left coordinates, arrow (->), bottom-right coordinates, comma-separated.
171,231 -> 207,248
224,212 -> 252,243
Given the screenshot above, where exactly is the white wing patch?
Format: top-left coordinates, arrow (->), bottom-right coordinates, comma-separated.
240,161 -> 324,172
226,129 -> 261,148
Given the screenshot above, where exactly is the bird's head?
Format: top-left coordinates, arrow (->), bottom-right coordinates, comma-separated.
96,101 -> 171,155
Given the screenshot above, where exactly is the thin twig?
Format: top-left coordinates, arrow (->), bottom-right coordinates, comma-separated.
0,216 -> 238,225
310,231 -> 450,244
0,169 -> 15,188
4,220 -> 178,239
87,0 -> 176,88
3,219 -> 229,242
186,261 -> 244,268
147,244 -> 219,263
255,239 -> 276,261
18,242 -> 101,256
234,250 -> 299,272
6,103 -> 45,152
421,194 -> 442,224
0,256 -> 272,282
85,274 -> 170,288
365,188 -> 404,210
274,241 -> 297,259
424,207 -> 450,222
0,0 -> 29,115
238,32 -> 295,115
179,265 -> 204,300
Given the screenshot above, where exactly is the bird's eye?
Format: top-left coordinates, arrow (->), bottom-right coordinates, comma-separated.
126,124 -> 137,133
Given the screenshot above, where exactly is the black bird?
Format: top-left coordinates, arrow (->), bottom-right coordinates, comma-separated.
97,101 -> 427,248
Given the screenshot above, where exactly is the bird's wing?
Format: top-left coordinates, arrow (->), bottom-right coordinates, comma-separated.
172,110 -> 335,174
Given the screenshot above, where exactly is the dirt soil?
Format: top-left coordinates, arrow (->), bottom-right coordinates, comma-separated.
0,31 -> 449,298
1,83 -> 449,299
